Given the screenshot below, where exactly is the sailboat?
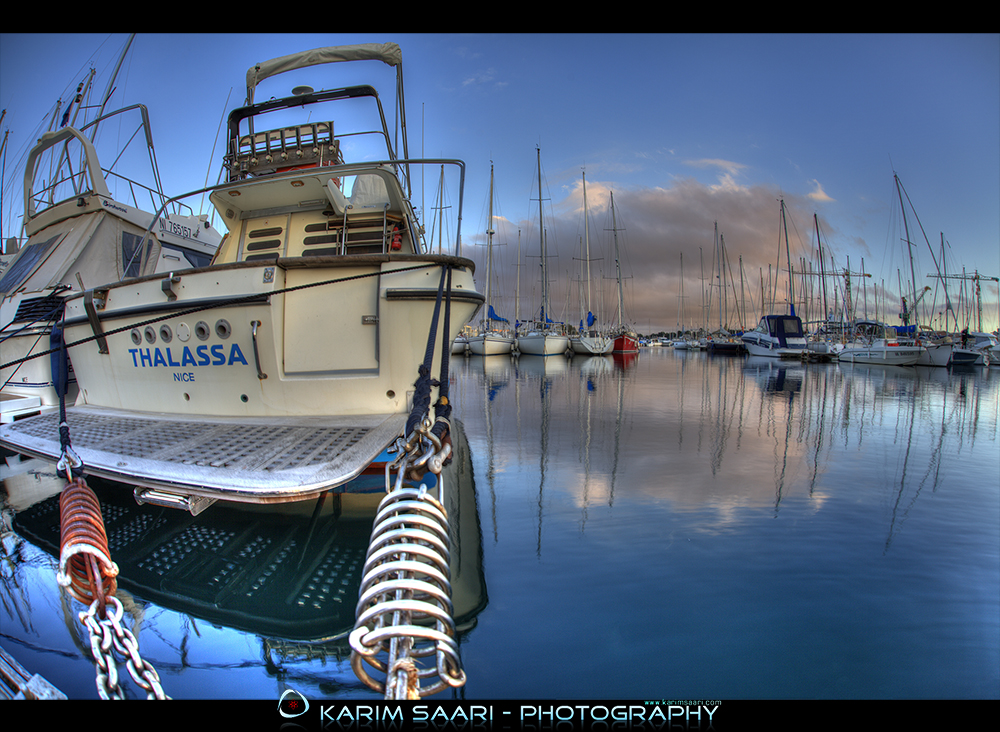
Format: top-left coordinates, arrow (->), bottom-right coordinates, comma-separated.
1,35 -> 222,424
468,164 -> 514,356
891,173 -> 947,367
570,171 -> 612,355
516,148 -> 570,357
1,42 -> 483,511
706,222 -> 744,354
740,199 -> 809,358
837,319 -> 924,365
607,192 -> 638,354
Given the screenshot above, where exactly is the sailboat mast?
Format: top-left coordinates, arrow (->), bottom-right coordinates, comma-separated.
715,222 -> 723,330
781,198 -> 795,315
815,214 -> 829,320
515,229 -> 521,331
90,33 -> 136,141
679,252 -> 685,335
894,173 -> 920,330
483,163 -> 495,330
583,170 -> 592,318
537,147 -> 547,323
611,191 -> 624,330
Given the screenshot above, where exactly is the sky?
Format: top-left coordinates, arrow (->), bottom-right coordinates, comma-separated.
2,33 -> 998,333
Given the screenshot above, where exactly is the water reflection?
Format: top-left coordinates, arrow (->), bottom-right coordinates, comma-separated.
452,349 -> 998,544
1,420 -> 486,699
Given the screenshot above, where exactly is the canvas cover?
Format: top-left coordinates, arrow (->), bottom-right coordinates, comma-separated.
0,211 -> 161,296
246,43 -> 403,102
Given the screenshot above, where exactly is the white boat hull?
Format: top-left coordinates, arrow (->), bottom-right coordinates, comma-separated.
838,343 -> 924,366
468,332 -> 514,356
571,334 -> 613,355
916,342 -> 952,367
517,332 -> 570,356
55,257 -> 480,418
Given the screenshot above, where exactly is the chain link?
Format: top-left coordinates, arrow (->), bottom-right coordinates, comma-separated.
79,596 -> 170,700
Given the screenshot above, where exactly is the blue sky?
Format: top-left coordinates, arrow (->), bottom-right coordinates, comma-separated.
2,33 -> 998,332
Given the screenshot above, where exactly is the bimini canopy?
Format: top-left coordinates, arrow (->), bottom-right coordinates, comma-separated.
245,43 -> 402,104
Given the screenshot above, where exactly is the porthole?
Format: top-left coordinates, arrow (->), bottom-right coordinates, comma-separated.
159,324 -> 173,343
130,328 -> 142,345
195,321 -> 211,341
144,326 -> 156,344
215,319 -> 232,339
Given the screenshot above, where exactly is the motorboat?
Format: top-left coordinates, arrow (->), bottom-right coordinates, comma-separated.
740,314 -> 809,358
1,43 -> 483,512
837,320 -> 924,366
1,54 -> 222,425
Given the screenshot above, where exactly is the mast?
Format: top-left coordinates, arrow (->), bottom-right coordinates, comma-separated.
815,214 -> 829,321
515,229 -> 521,333
678,252 -> 685,335
715,222 -> 722,331
90,33 -> 136,141
894,173 -> 920,330
537,147 -> 547,325
781,198 -> 795,316
611,192 -> 624,330
483,162 -> 495,332
583,170 -> 592,322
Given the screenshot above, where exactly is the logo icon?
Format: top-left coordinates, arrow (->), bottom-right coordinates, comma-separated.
278,688 -> 310,718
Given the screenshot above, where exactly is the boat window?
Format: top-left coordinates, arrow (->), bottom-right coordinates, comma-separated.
160,243 -> 213,270
0,234 -> 61,294
782,318 -> 803,336
121,231 -> 149,278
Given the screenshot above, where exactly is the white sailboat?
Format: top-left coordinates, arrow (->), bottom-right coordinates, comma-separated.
517,148 -> 569,357
838,320 -> 924,365
1,42 -> 484,510
468,164 -> 513,356
570,170 -> 612,355
892,173 -> 946,367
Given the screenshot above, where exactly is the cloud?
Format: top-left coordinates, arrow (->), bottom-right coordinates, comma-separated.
807,179 -> 835,202
470,176 -> 843,333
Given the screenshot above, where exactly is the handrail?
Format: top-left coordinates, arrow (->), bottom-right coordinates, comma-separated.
135,157 -> 466,258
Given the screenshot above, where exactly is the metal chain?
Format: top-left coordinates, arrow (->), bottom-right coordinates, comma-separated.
78,596 -> 170,700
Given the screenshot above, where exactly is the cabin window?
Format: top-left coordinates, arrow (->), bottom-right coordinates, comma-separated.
121,232 -> 149,278
161,243 -> 213,270
782,319 -> 803,336
0,234 -> 61,294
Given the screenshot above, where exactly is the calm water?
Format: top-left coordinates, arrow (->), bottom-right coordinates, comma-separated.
2,348 -> 998,701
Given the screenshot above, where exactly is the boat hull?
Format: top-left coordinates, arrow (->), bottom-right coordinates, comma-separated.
612,333 -> 639,354
468,332 -> 514,356
949,348 -> 980,367
916,342 -> 952,367
517,332 -> 570,356
56,255 -> 481,419
571,334 -> 613,355
838,344 -> 924,366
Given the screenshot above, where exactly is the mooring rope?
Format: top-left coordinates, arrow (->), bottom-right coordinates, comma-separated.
349,264 -> 466,699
